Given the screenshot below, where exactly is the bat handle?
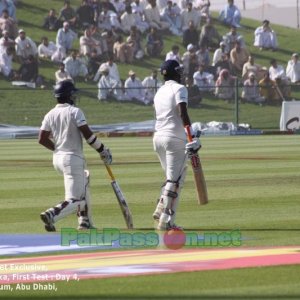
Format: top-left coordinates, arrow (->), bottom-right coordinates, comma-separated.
185,125 -> 193,142
105,164 -> 115,181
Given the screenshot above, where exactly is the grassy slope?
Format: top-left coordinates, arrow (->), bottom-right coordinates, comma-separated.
1,1 -> 300,128
1,136 -> 300,298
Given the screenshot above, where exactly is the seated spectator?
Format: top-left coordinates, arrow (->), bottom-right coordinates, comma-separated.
181,2 -> 200,31
111,0 -> 126,17
182,20 -> 199,49
0,46 -> 14,78
90,24 -> 109,59
199,19 -> 221,49
58,0 -> 77,28
15,29 -> 38,63
51,45 -> 67,63
144,0 -> 169,31
286,53 -> 300,84
196,0 -> 211,21
63,50 -> 88,81
215,69 -> 235,100
87,49 -> 102,79
126,26 -> 144,60
79,28 -> 102,56
102,29 -> 117,57
259,71 -> 281,104
120,5 -> 136,35
0,9 -> 17,38
193,64 -> 214,92
142,69 -> 162,105
94,55 -> 121,84
242,55 -> 263,81
182,44 -> 198,79
0,29 -> 15,53
124,70 -> 145,103
196,44 -> 210,68
97,65 -> 122,101
76,0 -> 95,29
161,0 -> 182,36
113,35 -> 133,63
230,40 -> 249,75
212,41 -> 226,66
38,37 -> 57,59
0,0 -> 16,21
98,2 -> 121,31
254,20 -> 278,51
219,0 -> 241,28
56,21 -> 77,53
15,55 -> 39,82
269,59 -> 290,99
241,72 -> 265,105
185,76 -> 202,107
146,27 -> 163,57
131,4 -> 149,33
55,62 -> 73,83
165,44 -> 180,62
223,25 -> 245,53
43,9 -> 60,31
215,53 -> 234,78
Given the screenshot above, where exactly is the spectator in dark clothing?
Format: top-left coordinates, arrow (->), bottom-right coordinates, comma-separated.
87,49 -> 102,79
76,0 -> 95,29
58,0 -> 77,28
16,55 -> 39,82
182,20 -> 199,49
146,27 -> 163,57
43,9 -> 61,31
185,76 -> 202,107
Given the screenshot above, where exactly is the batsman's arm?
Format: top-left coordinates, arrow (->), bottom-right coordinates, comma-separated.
178,102 -> 191,128
38,130 -> 55,151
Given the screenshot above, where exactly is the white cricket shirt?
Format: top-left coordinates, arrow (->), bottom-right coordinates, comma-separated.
154,80 -> 188,140
40,103 -> 87,158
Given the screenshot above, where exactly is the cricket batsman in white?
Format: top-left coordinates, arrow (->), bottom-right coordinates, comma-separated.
152,60 -> 201,230
38,80 -> 112,231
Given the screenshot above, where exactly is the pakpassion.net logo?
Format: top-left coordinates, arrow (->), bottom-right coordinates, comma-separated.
61,228 -> 242,250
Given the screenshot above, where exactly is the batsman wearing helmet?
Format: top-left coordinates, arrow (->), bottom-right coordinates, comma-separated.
153,60 -> 201,230
38,80 -> 112,231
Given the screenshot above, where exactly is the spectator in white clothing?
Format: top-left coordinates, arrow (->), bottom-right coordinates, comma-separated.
193,64 -> 214,92
241,72 -> 265,105
181,2 -> 200,31
38,37 -> 57,59
63,50 -> 88,81
286,53 -> 300,84
94,56 -> 121,83
124,69 -> 145,103
56,21 -> 77,53
0,29 -> 15,54
55,62 -> 73,83
15,29 -> 38,63
0,46 -> 14,78
142,69 -> 162,105
254,20 -> 278,51
165,44 -> 180,62
212,41 -> 227,66
144,0 -> 169,31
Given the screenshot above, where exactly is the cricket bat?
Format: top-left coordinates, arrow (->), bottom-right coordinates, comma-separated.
185,126 -> 208,205
105,165 -> 134,229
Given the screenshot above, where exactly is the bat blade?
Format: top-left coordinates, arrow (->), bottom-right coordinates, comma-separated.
111,180 -> 134,229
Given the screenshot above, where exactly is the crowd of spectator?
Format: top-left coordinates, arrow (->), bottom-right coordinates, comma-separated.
0,0 -> 299,106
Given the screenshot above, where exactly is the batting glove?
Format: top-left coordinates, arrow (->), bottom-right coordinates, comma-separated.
185,138 -> 201,157
100,146 -> 112,165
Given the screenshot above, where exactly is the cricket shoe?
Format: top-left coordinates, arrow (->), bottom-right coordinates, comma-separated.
77,218 -> 97,230
40,211 -> 56,232
152,201 -> 164,221
156,222 -> 183,231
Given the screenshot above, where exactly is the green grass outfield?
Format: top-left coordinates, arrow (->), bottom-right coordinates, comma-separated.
0,135 -> 300,299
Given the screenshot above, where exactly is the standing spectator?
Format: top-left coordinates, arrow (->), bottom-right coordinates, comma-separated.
181,2 -> 200,31
142,69 -> 162,105
0,46 -> 14,78
0,9 -> 17,38
0,29 -> 15,53
76,0 -> 95,29
161,0 -> 182,36
241,72 -> 265,105
113,35 -> 133,64
182,44 -> 198,79
254,20 -> 278,51
97,65 -> 121,101
182,20 -> 199,49
230,40 -> 249,75
146,27 -> 163,57
212,41 -> 226,66
144,0 -> 169,31
56,21 -> 77,53
215,69 -> 235,100
38,37 -> 57,59
286,53 -> 300,84
63,50 -> 88,81
58,0 -> 77,28
219,0 -> 241,28
55,62 -> 73,83
43,9 -> 60,31
199,19 -> 221,49
193,64 -> 214,92
165,44 -> 180,63
124,70 -> 145,103
15,29 -> 38,63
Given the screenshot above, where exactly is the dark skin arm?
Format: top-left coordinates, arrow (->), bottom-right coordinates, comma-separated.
178,102 -> 191,128
38,124 -> 95,152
